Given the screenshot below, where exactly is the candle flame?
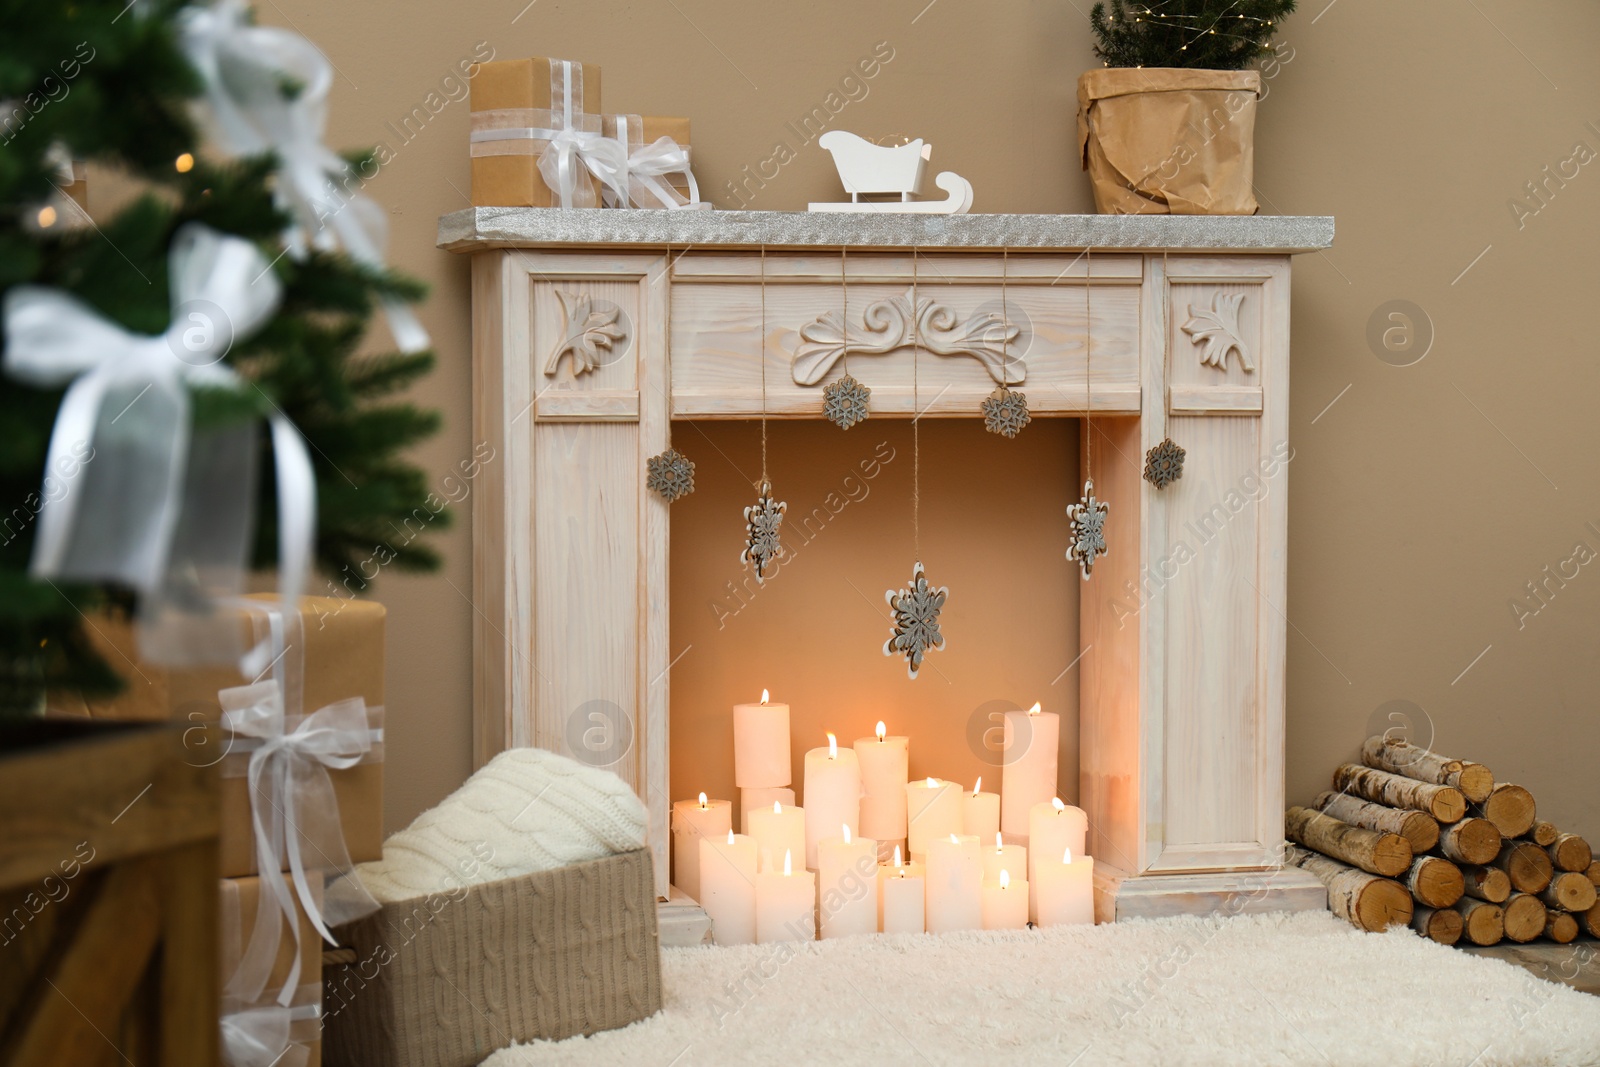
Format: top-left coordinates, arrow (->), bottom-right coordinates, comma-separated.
727,829 -> 735,844
773,800 -> 782,814
1063,847 -> 1073,864
995,832 -> 1004,852
761,689 -> 770,705
698,791 -> 708,808
783,848 -> 793,876
1028,701 -> 1042,715
876,720 -> 886,742
1000,869 -> 1011,889
972,776 -> 982,796
827,732 -> 838,759
842,824 -> 852,844
893,845 -> 903,867
1052,797 -> 1065,813
950,833 -> 960,845
925,777 -> 938,788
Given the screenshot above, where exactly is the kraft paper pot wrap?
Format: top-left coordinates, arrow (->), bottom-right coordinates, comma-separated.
1077,67 -> 1261,215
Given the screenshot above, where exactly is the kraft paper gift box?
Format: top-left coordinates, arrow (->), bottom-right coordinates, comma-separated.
221,873 -> 326,1067
600,114 -> 704,209
470,57 -> 607,208
49,594 -> 386,879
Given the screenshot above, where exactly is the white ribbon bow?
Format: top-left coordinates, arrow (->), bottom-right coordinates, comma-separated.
220,679 -> 380,1006
2,224 -> 314,656
620,136 -> 703,210
178,0 -> 429,354
220,1003 -> 313,1067
538,126 -> 631,210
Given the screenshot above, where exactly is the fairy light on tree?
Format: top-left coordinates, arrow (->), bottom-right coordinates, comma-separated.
1090,0 -> 1295,69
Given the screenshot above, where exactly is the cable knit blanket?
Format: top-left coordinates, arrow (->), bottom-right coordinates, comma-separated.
353,747 -> 649,904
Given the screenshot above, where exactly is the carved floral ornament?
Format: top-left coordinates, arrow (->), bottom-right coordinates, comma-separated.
1182,291 -> 1253,374
545,290 -> 629,377
791,289 -> 1024,386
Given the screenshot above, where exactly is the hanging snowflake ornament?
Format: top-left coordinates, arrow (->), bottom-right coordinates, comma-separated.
1067,479 -> 1110,580
883,560 -> 947,679
646,448 -> 696,502
740,482 -> 786,583
823,373 -> 871,430
1143,437 -> 1186,490
981,386 -> 1031,439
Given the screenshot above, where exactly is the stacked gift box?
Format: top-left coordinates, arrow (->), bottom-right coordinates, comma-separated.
56,595 -> 387,1067
469,56 -> 704,209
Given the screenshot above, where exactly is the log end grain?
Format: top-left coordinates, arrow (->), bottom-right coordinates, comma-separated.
1549,833 -> 1593,874
1544,910 -> 1579,945
1479,784 -> 1536,839
1408,856 -> 1465,910
1411,905 -> 1464,945
1462,864 -> 1512,904
1502,893 -> 1548,944
1440,818 -> 1503,866
1529,820 -> 1560,848
1455,763 -> 1495,805
1455,899 -> 1506,946
1496,841 -> 1555,895
1541,871 -> 1599,913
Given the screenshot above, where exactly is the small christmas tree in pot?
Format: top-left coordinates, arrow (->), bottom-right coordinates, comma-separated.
1079,0 -> 1295,214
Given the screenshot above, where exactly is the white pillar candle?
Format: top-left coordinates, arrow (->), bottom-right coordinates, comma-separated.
817,825 -> 879,939
700,830 -> 758,945
878,847 -> 926,934
802,734 -> 860,869
670,793 -> 732,902
1001,702 -> 1058,837
961,777 -> 1001,841
1027,798 -> 1088,922
983,832 -> 1028,885
925,834 -> 983,934
755,848 -> 816,943
734,690 -> 791,788
747,800 -> 807,873
854,722 -> 909,844
1035,847 -> 1095,927
740,787 -> 795,834
981,868 -> 1029,930
905,777 -> 962,861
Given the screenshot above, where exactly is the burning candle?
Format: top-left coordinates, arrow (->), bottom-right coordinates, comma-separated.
1035,846 -> 1094,927
983,831 -> 1028,886
700,829 -> 758,945
817,824 -> 879,939
961,777 -> 1001,841
905,777 -> 962,861
734,689 -> 790,789
755,848 -> 816,943
878,845 -> 926,934
981,868 -> 1028,930
1027,798 -> 1087,923
671,791 -> 731,902
1001,702 -> 1058,837
740,787 -> 795,834
925,833 -> 983,933
747,800 -> 807,874
802,733 -> 860,869
854,721 -> 909,848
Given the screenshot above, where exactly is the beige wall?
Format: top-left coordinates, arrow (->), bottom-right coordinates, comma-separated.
271,0 -> 1600,840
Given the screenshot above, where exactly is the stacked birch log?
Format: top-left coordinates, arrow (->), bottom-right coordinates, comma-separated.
1285,736 -> 1599,947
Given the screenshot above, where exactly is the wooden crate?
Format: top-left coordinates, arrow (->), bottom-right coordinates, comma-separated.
0,720 -> 220,1067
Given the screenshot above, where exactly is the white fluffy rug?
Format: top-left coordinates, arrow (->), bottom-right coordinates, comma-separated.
485,912 -> 1600,1067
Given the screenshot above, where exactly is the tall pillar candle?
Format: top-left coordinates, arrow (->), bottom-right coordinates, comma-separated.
1035,847 -> 1095,927
802,734 -> 860,869
962,777 -> 1001,841
671,793 -> 732,902
981,868 -> 1029,930
748,800 -> 807,873
700,830 -> 758,945
878,847 -> 926,933
983,832 -> 1028,885
905,778 -> 962,861
734,690 -> 791,788
1027,798 -> 1087,922
817,825 -> 879,939
925,834 -> 983,933
755,849 -> 816,943
854,722 -> 909,844
740,787 -> 795,834
1001,702 -> 1058,837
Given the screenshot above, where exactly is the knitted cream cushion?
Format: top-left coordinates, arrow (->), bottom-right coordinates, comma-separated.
353,747 -> 649,904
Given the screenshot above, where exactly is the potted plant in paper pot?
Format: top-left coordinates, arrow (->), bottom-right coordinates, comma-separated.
1078,0 -> 1295,214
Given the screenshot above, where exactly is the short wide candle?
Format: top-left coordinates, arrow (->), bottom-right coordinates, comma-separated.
671,794 -> 731,902
740,787 -> 795,834
755,850 -> 816,943
981,869 -> 1029,930
802,734 -> 860,869
983,833 -> 1028,885
1028,798 -> 1088,922
962,778 -> 1000,841
748,801 -> 806,874
734,692 -> 791,788
905,778 -> 962,860
925,834 -> 983,934
878,852 -> 926,934
817,826 -> 878,939
1035,848 -> 1094,927
700,831 -> 758,945
1001,702 -> 1058,837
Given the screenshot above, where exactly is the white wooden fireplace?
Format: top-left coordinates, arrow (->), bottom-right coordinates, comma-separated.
440,208 -> 1335,921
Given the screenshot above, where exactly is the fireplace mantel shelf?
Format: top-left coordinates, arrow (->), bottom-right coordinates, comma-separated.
438,207 -> 1334,254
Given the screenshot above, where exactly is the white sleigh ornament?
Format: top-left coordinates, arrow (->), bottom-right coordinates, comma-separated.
808,130 -> 974,214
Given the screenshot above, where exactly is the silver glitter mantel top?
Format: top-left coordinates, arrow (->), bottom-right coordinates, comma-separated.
438,207 -> 1335,254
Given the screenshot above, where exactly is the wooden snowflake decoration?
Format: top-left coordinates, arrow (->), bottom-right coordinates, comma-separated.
1143,438 -> 1185,490
883,560 -> 947,679
1067,478 -> 1109,580
823,373 -> 871,430
646,448 -> 695,502
981,386 -> 1031,438
740,482 -> 786,583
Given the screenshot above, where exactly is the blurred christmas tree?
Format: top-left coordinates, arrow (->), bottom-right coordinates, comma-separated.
1089,0 -> 1295,70
0,0 -> 442,710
